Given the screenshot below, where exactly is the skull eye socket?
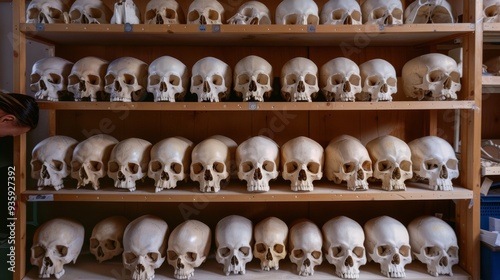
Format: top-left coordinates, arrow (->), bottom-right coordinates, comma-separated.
88,7 -> 103,19
68,74 -> 80,86
167,250 -> 179,261
147,252 -> 159,262
362,160 -> 372,171
485,5 -> 499,17
343,161 -> 356,173
255,243 -> 266,253
213,162 -> 225,173
48,7 -> 63,20
331,74 -> 343,85
27,8 -> 40,20
171,162 -> 182,174
56,245 -> 68,257
165,9 -> 177,19
48,73 -> 63,84
285,161 -> 299,173
124,251 -> 138,264
31,160 -> 43,172
304,73 -> 317,86
69,10 -> 82,21
307,162 -> 321,174
372,8 -> 387,19
331,246 -> 344,257
256,73 -> 269,85
312,250 -> 322,259
377,160 -> 392,172
188,11 -> 200,22
31,73 -> 41,83
424,160 -> 439,170
241,161 -> 254,173
400,160 -> 412,172
284,14 -> 299,24
292,249 -> 304,258
218,247 -> 231,257
399,245 -> 411,257
237,74 -> 250,85
428,70 -> 445,82
123,74 -> 136,85
263,160 -> 275,172
240,246 -> 251,256
108,161 -> 119,173
192,75 -> 203,86
128,163 -> 140,174
387,77 -> 397,87
105,74 -> 116,86
351,11 -> 361,22
71,161 -> 82,172
89,161 -> 103,172
88,74 -> 100,85
208,9 -> 220,21
353,246 -> 365,258
241,7 -> 253,18
89,238 -> 99,249
104,239 -> 118,250
274,244 -> 284,254
424,246 -> 440,257
448,246 -> 458,257
150,161 -> 163,172
211,75 -> 223,86
307,15 -> 319,25
191,163 -> 204,174
32,245 -> 46,258
366,75 -> 380,86
169,75 -> 181,86
391,9 -> 403,20
447,159 -> 458,170
285,74 -> 298,85
51,160 -> 64,171
185,251 -> 198,262
331,9 -> 344,20
377,245 -> 391,256
149,75 -> 161,86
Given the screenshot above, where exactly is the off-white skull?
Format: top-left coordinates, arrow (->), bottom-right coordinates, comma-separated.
322,216 -> 366,279
364,216 -> 411,278
233,55 -> 273,102
191,56 -> 232,102
402,53 -> 461,101
30,57 -> 73,101
320,0 -> 362,25
187,0 -> 225,24
71,134 -> 118,190
110,0 -> 141,24
148,137 -> 193,192
281,57 -> 319,102
253,217 -> 288,271
366,135 -> 412,191
215,215 -> 253,275
31,135 -> 78,190
484,56 -> 500,75
31,218 -> 84,279
67,56 -> 109,101
26,0 -> 69,23
320,57 -> 361,102
108,138 -> 152,192
361,0 -> 403,25
281,136 -> 324,191
227,1 -> 271,24
90,216 -> 129,263
167,220 -> 211,280
358,58 -> 397,102
289,220 -> 323,276
145,0 -> 185,24
408,136 -> 459,191
408,216 -> 459,277
105,57 -> 149,102
122,215 -> 168,280
190,138 -> 230,192
69,0 -> 112,24
484,0 -> 500,22
276,0 -> 319,25
148,56 -> 189,102
236,136 -> 279,192
404,0 -> 456,23
325,135 -> 372,191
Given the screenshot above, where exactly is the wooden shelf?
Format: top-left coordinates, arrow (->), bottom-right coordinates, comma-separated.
484,22 -> 500,42
482,75 -> 500,93
19,23 -> 474,46
21,180 -> 473,203
37,100 -> 476,111
23,253 -> 470,280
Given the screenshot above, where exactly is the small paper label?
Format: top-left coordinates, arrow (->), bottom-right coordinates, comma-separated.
481,177 -> 494,196
28,194 -> 54,201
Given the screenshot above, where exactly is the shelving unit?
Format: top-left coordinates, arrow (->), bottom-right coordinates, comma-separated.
12,1 -> 482,279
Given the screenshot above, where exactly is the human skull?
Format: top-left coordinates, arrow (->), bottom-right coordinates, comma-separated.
253,217 -> 288,271
190,138 -> 230,192
281,136 -> 324,191
30,57 -> 74,101
402,53 -> 461,101
69,0 -> 112,24
325,135 -> 372,191
227,1 -> 271,25
215,215 -> 253,276
167,220 -> 211,280
484,0 -> 500,22
90,216 -> 130,263
288,219 -> 323,276
145,0 -> 185,24
408,216 -> 459,277
276,0 -> 319,25
148,137 -> 193,192
187,0 -> 225,24
483,56 -> 500,75
361,0 -> 403,25
110,0 -> 141,24
408,136 -> 459,191
320,0 -> 362,25
108,138 -> 152,192
322,216 -> 367,279
31,135 -> 78,190
236,136 -> 279,192
147,56 -> 189,102
122,215 -> 168,280
31,218 -> 84,279
404,0 -> 456,24
26,0 -> 69,23
190,57 -> 232,102
67,56 -> 109,101
233,55 -> 273,102
281,57 -> 319,102
104,57 -> 149,102
71,134 -> 118,190
320,57 -> 361,102
358,58 -> 397,102
366,135 -> 412,191
364,215 -> 412,278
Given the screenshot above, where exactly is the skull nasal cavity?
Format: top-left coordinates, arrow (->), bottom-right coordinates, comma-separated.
297,81 -> 305,92
345,255 -> 354,267
200,15 -> 207,24
114,80 -> 122,91
161,171 -> 169,180
392,167 -> 401,179
391,253 -> 400,264
304,258 -> 311,267
40,80 -> 47,90
204,169 -> 213,181
440,166 -> 448,179
440,256 -> 448,266
231,255 -> 239,265
177,258 -> 184,269
266,248 -> 273,260
203,81 -> 210,93
254,167 -> 262,180
79,80 -> 86,91
299,169 -> 307,181
44,256 -> 53,267
249,80 -> 257,92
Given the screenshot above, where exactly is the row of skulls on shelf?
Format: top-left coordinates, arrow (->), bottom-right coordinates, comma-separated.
30,133 -> 460,193
31,214 -> 459,279
26,0 -> 462,26
30,53 -> 462,103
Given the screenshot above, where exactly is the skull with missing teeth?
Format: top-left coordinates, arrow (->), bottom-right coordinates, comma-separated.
145,0 -> 185,24
26,0 -> 69,23
233,55 -> 273,102
104,57 -> 149,102
281,57 -> 319,102
30,57 -> 74,101
190,138 -> 231,192
67,56 -> 109,101
191,57 -> 232,102
69,0 -> 112,24
320,0 -> 362,25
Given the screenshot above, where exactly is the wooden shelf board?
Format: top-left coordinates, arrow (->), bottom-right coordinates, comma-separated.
484,22 -> 500,42
23,253 -> 470,280
482,75 -> 500,94
20,23 -> 473,46
37,100 -> 476,111
22,180 -> 473,203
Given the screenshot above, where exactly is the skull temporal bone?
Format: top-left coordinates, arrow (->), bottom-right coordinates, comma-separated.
26,0 -> 69,23
288,219 -> 323,276
320,57 -> 361,102
147,55 -> 189,102
361,0 -> 403,25
31,218 -> 84,279
227,1 -> 271,25
145,0 -> 185,24
69,0 -> 112,24
187,0 -> 225,24
30,57 -> 74,101
233,55 -> 273,102
67,56 -> 109,101
281,57 -> 320,102
90,216 -> 129,263
364,215 -> 412,278
253,217 -> 288,271
276,0 -> 319,25
191,56 -> 232,102
320,0 -> 362,25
